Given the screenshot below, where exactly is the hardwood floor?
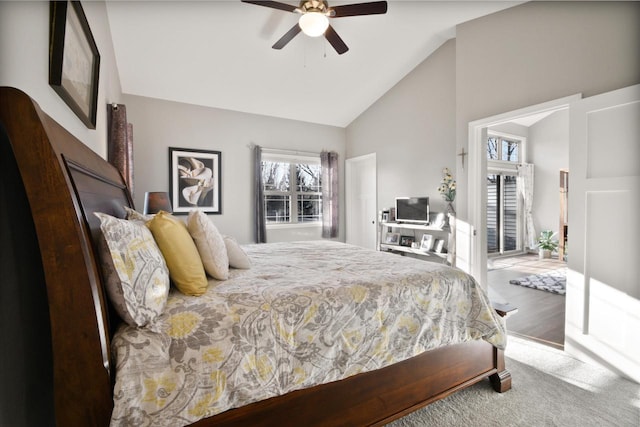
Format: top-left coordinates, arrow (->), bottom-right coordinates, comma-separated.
487,254 -> 566,349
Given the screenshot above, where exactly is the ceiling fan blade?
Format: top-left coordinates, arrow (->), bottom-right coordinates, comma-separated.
331,1 -> 387,18
272,24 -> 302,50
241,0 -> 298,13
325,25 -> 349,55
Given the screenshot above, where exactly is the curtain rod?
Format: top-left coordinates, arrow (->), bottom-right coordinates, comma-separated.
248,143 -> 319,157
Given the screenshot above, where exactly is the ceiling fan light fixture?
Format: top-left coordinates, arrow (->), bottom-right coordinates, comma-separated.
298,12 -> 329,37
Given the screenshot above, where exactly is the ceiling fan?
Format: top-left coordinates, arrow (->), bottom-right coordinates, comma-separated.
241,0 -> 388,55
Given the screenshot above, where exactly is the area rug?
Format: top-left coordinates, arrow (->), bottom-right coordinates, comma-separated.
509,267 -> 566,295
387,335 -> 640,426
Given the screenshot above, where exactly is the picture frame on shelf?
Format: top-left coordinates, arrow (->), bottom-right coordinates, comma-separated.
420,234 -> 434,251
385,233 -> 400,245
169,147 -> 222,214
434,238 -> 445,253
49,1 -> 100,129
433,212 -> 446,229
399,235 -> 414,247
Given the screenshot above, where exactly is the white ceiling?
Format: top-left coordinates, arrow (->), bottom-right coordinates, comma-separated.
106,1 -> 519,127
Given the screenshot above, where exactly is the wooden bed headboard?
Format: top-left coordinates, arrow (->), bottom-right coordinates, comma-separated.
0,87 -> 127,425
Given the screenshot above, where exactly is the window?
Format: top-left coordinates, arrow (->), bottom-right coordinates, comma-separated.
487,135 -> 520,163
261,154 -> 322,225
487,174 -> 519,254
486,132 -> 525,255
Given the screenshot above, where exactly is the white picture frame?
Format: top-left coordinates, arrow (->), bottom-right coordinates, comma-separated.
420,234 -> 434,251
385,233 -> 400,245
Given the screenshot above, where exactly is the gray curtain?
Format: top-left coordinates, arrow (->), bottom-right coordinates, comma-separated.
107,104 -> 134,196
254,145 -> 266,243
321,151 -> 339,239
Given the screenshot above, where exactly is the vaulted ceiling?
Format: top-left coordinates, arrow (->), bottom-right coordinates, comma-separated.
106,1 -> 519,127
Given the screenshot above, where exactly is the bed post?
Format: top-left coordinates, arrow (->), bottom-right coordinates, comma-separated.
490,303 -> 513,392
490,347 -> 512,392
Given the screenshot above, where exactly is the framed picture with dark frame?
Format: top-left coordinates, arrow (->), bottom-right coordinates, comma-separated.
399,235 -> 414,247
169,148 -> 222,214
49,1 -> 100,129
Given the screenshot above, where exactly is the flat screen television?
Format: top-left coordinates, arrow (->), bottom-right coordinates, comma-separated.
395,197 -> 430,224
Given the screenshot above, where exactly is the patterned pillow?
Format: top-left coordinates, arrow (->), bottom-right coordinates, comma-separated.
123,206 -> 152,222
224,236 -> 251,269
146,211 -> 209,296
187,210 -> 229,280
94,212 -> 170,329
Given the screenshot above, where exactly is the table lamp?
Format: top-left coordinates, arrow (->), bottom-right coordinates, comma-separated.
143,191 -> 172,215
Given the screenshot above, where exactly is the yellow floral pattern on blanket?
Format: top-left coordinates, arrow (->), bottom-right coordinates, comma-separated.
110,241 -> 506,427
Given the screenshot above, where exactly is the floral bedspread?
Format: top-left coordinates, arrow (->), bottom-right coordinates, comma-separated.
110,241 -> 506,426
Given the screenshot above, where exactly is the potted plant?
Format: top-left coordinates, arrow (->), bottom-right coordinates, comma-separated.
536,230 -> 558,259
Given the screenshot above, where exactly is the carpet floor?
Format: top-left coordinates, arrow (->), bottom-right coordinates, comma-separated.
386,335 -> 639,426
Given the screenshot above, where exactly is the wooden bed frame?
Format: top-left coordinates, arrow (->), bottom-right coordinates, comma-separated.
0,87 -> 510,426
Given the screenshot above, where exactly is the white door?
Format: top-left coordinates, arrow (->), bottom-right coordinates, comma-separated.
566,84 -> 640,382
345,153 -> 377,249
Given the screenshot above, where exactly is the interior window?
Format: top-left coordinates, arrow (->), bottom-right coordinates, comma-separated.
487,135 -> 520,163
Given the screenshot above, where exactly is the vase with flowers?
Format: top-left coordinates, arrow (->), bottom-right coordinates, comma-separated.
438,167 -> 456,217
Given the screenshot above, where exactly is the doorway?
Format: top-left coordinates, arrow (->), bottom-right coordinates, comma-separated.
468,95 -> 577,350
466,94 -> 579,289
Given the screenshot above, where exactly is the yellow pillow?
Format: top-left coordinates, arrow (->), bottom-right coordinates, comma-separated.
146,211 -> 208,296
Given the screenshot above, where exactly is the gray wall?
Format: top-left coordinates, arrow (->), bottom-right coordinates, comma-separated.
0,0 -> 123,156
346,39 -> 457,216
455,1 -> 640,219
529,110 -> 569,236
124,94 -> 347,244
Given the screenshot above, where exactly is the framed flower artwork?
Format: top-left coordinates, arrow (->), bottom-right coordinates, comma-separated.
169,148 -> 222,214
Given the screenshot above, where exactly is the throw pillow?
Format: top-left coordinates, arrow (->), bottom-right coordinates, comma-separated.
224,236 -> 251,269
186,210 -> 229,280
146,211 -> 208,296
124,206 -> 152,222
94,212 -> 170,329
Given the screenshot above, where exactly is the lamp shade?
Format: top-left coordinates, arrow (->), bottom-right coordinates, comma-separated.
298,12 -> 329,37
143,191 -> 173,215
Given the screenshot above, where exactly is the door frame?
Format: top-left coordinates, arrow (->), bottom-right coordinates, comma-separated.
345,153 -> 377,248
466,94 -> 581,289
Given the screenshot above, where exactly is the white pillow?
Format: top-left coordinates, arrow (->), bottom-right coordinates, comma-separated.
187,210 -> 229,280
94,212 -> 170,330
224,236 -> 251,269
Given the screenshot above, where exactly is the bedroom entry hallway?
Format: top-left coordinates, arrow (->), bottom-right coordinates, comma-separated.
488,254 -> 566,350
